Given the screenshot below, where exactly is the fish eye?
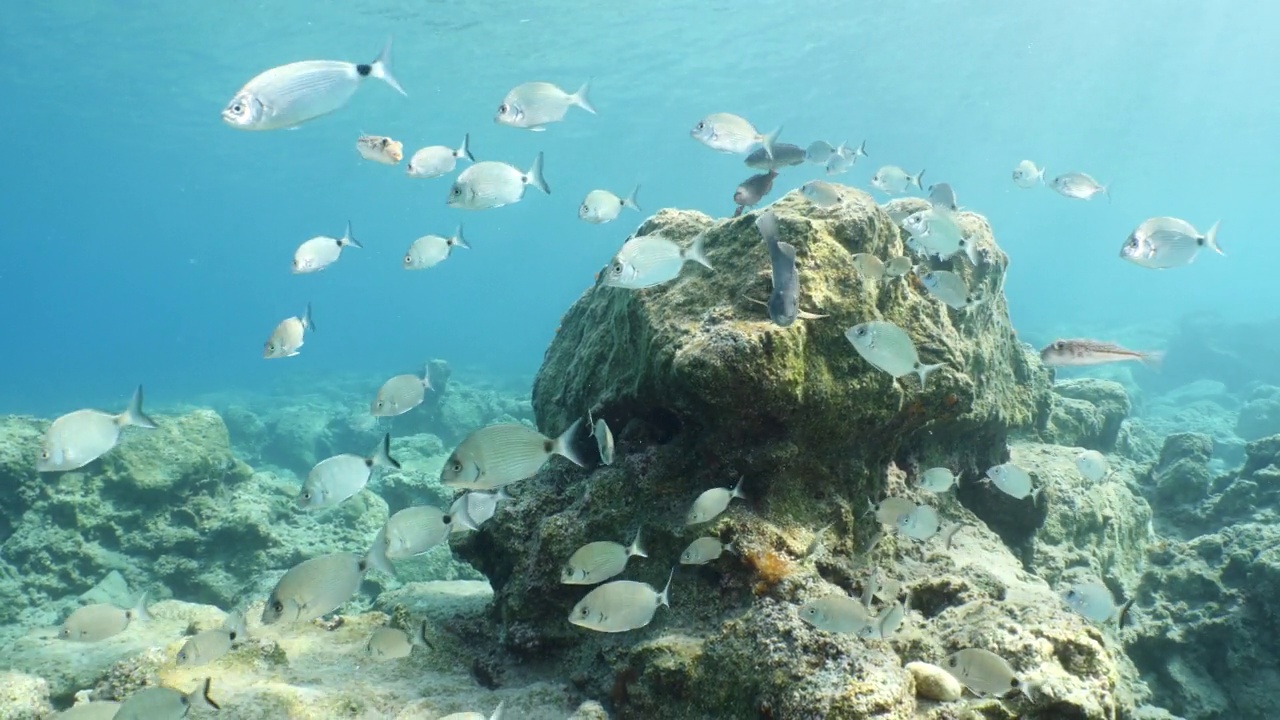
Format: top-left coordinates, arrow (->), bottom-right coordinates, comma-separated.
177,651 -> 187,661
578,606 -> 590,617
609,261 -> 623,275
40,449 -> 49,459
272,600 -> 283,613
1053,341 -> 1064,350
946,657 -> 958,668
403,255 -> 411,263
450,461 -> 463,473
499,103 -> 508,114
301,491 -> 311,500
451,186 -> 461,197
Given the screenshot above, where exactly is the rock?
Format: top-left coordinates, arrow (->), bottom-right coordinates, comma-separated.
0,671 -> 53,720
1237,387 -> 1280,440
1144,433 -> 1217,534
904,661 -> 962,701
1042,379 -> 1132,451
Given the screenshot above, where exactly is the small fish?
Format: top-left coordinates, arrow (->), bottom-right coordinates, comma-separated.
561,529 -> 647,585
1076,450 -> 1110,482
440,420 -> 585,490
754,210 -> 828,326
407,134 -> 475,178
1039,339 -> 1163,369
60,592 -> 151,642
356,134 -> 403,165
803,523 -> 833,559
496,80 -> 594,130
1120,217 -> 1223,269
1050,172 -> 1109,201
263,303 -> 314,359
883,256 -> 914,278
845,321 -> 944,389
449,487 -> 513,534
114,679 -> 219,720
371,366 -> 433,416
366,620 -> 431,661
798,594 -> 875,635
872,497 -> 916,526
439,701 -> 505,720
800,180 -> 846,208
447,153 -> 549,210
745,142 -> 806,170
1062,581 -> 1134,627
805,140 -> 837,164
602,232 -> 712,290
293,221 -> 362,273
580,186 -> 641,224
1012,160 -> 1045,188
261,551 -> 370,625
54,701 -> 123,719
921,270 -> 981,310
297,433 -> 400,510
368,504 -> 458,576
984,463 -> 1040,501
222,39 -> 405,131
916,467 -> 957,493
686,476 -> 746,525
176,611 -> 246,667
824,141 -> 867,176
941,522 -> 964,549
871,166 -> 925,194
37,386 -> 157,472
403,226 -> 470,271
732,170 -> 778,216
928,182 -> 958,212
691,113 -> 780,157
588,410 -> 615,465
680,536 -> 729,565
858,599 -> 907,640
902,209 -> 980,265
851,253 -> 886,281
896,504 -> 940,541
942,648 -> 1031,698
569,570 -> 673,632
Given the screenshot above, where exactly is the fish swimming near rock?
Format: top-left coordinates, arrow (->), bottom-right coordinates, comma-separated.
753,209 -> 828,326
858,599 -> 908,640
561,529 -> 647,585
745,142 -> 806,170
1012,160 -> 1045,188
37,386 -> 157,472
368,504 -> 460,577
845,320 -> 944,389
1050,171 -> 1109,201
569,570 -> 673,632
916,467 -> 957,493
902,209 -> 981,265
984,462 -> 1040,502
176,610 -> 247,667
871,165 -> 925,194
439,700 -> 505,720
805,140 -> 838,164
871,496 -> 916,526
114,678 -> 219,720
293,221 -> 362,273
1062,581 -> 1134,627
602,232 -> 713,289
59,592 -> 151,642
680,536 -> 730,565
1075,450 -> 1110,482
825,140 -> 868,176
587,410 -> 615,465
579,186 -> 641,224
356,134 -> 403,164
495,80 -> 594,130
851,253 -> 886,281
261,551 -> 370,625
440,420 -> 585,490
447,153 -> 549,210
732,170 -> 777,217
407,134 -> 475,178
884,256 -> 914,278
403,226 -> 470,270
928,182 -> 958,212
297,433 -> 400,509
798,594 -> 875,635
1120,217 -> 1223,269
691,113 -> 780,157
366,620 -> 432,661
686,476 -> 746,525
449,487 -> 512,534
896,504 -> 941,541
1039,339 -> 1163,369
371,367 -> 433,416
921,269 -> 981,310
263,303 -> 314,359
800,180 -> 847,208
942,648 -> 1032,698
222,39 -> 405,131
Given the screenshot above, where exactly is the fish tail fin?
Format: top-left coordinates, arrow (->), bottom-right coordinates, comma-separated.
1204,220 -> 1224,256
490,700 -> 506,720
760,126 -> 782,160
457,133 -> 475,162
915,362 -> 944,390
961,235 -> 981,266
496,486 -> 514,503
658,568 -> 675,608
341,220 -> 363,249
854,139 -> 868,158
684,232 -> 713,271
452,502 -> 480,531
1117,597 -> 1136,629
730,475 -> 747,500
368,37 -> 407,97
628,528 -> 648,559
1102,181 -> 1112,203
420,363 -> 434,391
452,225 -> 471,250
132,590 -> 153,623
366,534 -> 399,578
225,610 -> 248,642
525,151 -> 550,194
302,302 -> 315,332
624,184 -> 641,212
1036,165 -> 1046,184
121,385 -> 158,429
373,433 -> 401,470
553,418 -> 587,467
1141,350 -> 1165,371
912,168 -> 926,189
570,78 -> 596,114
192,678 -> 220,711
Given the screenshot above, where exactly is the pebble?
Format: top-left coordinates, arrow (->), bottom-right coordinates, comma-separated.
905,661 -> 963,702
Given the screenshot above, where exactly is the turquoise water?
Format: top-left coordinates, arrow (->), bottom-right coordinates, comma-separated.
0,2 -> 1269,414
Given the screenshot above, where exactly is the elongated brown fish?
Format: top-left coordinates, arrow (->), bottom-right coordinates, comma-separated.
1039,339 -> 1163,369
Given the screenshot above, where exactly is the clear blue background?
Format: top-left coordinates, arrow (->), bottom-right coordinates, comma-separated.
0,2 -> 1265,415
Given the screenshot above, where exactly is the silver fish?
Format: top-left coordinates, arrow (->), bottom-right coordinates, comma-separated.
366,620 -> 431,661
928,182 -> 958,212
896,504 -> 940,541
114,679 -> 218,720
745,142 -> 806,170
872,496 -> 915,526
449,487 -> 513,534
942,648 -> 1030,698
602,232 -> 712,290
686,477 -> 746,525
1121,217 -> 1222,269
1076,450 -> 1109,482
588,411 -> 615,465
438,701 -> 505,720
845,320 -> 944,389
569,570 -> 673,632
1050,172 -> 1108,201
805,140 -> 837,164
404,226 -> 470,270
916,467 -> 957,493
851,253 -> 886,281
798,594 -> 875,635
580,186 -> 641,224
984,462 -> 1039,501
1038,339 -> 1163,369
825,141 -> 867,176
754,209 -> 827,326
884,256 -> 914,278
902,209 -> 980,265
407,134 -> 475,178
1062,581 -> 1134,627
495,80 -> 594,130
733,170 -> 777,216
222,40 -> 405,131
372,367 -> 433,417
680,536 -> 728,565
858,599 -> 907,640
292,221 -> 361,273
447,154 -> 549,210
261,551 -> 369,625
1012,160 -> 1045,188
37,386 -> 156,472
263,303 -> 314,359
176,610 -> 246,667
54,701 -> 123,719
691,113 -> 780,156
297,433 -> 400,510
368,504 -> 457,577
440,420 -> 585,490
800,180 -> 846,208
871,165 -> 925,194
921,270 -> 980,310
561,529 -> 647,585
355,134 -> 403,165
59,592 -> 150,642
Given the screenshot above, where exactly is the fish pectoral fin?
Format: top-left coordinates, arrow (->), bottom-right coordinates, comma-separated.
797,309 -> 828,320
741,295 -> 768,308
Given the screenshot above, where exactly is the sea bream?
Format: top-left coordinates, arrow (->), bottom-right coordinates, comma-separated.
114,679 -> 219,720
915,467 -> 957,493
744,142 -> 806,170
367,504 -> 460,577
920,269 -> 981,310
407,134 -> 475,178
296,433 -> 400,509
798,594 -> 875,635
753,209 -> 827,326
942,648 -> 1032,698
1061,581 -> 1135,627
403,226 -> 470,270
222,39 -> 405,131
447,153 -> 549,210
901,209 -> 980,265
587,409 -> 615,465
825,140 -> 868,176
1012,160 -> 1045,188
602,232 -> 712,289
293,221 -> 361,273
800,180 -> 847,208
1050,172 -> 1109,201
680,536 -> 729,565
871,165 -> 925,194
371,367 -> 433,416
366,620 -> 432,661
1076,450 -> 1110,482
1120,217 -> 1223,269
561,529 -> 647,585
440,420 -> 585,490
261,551 -> 370,625
691,113 -> 780,158
928,182 -> 958,212
851,253 -> 886,281
686,476 -> 746,525
495,80 -> 595,130
449,487 -> 513,534
984,462 -> 1040,501
439,701 -> 505,720
579,186 -> 641,224
1039,339 -> 1163,369
732,170 -> 777,217
263,303 -> 314,359
37,386 -> 157,472
175,611 -> 246,667
844,321 -> 944,389
59,592 -> 151,642
569,570 -> 673,632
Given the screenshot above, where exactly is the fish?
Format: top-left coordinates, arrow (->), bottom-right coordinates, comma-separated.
261,551 -> 370,625
984,462 -> 1040,501
297,433 -> 400,510
403,226 -> 470,270
407,134 -> 475,178
569,570 -> 673,632
1038,339 -> 1163,369
884,256 -> 914,278
872,497 -> 916,526
366,620 -> 431,661
447,153 -> 549,210
799,180 -> 846,208
825,140 -> 867,176
449,487 -> 513,534
371,366 -> 434,416
732,170 -> 778,216
871,165 -> 925,194
59,592 -> 151,642
222,39 -> 405,131
263,303 -> 314,359
1050,172 -> 1109,201
440,420 -> 586,490
54,701 -> 123,719
439,701 -> 505,720
921,270 -> 981,310
561,529 -> 647,585
114,679 -> 219,720
680,536 -> 729,565
368,504 -> 458,577
1076,450 -> 1110,482
942,648 -> 1031,698
355,134 -> 403,165
588,411 -> 615,465
858,599 -> 907,640
1120,217 -> 1223,269
845,320 -> 944,389
37,386 -> 157,472
941,522 -> 965,549
805,140 -> 837,164
686,476 -> 747,525
1012,160 -> 1045,188
745,142 -> 806,170
916,467 -> 957,493
1062,581 -> 1134,627
293,221 -> 362,273
798,594 -> 875,635
602,232 -> 713,290
580,186 -> 641,224
896,504 -> 940,541
928,182 -> 958,212
803,523 -> 833,559
902,209 -> 980,265
495,80 -> 594,130
691,113 -> 780,157
176,610 -> 246,667
754,209 -> 827,326
851,253 -> 886,281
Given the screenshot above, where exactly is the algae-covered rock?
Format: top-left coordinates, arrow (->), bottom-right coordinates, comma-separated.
1041,378 -> 1132,451
0,671 -> 53,720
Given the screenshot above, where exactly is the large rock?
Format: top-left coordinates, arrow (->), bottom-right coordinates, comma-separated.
1041,379 -> 1132,451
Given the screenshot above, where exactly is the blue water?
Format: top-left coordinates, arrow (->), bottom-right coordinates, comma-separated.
0,2 -> 1269,416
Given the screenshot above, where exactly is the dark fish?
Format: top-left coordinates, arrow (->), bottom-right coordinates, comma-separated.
744,142 -> 806,170
732,170 -> 777,217
753,210 -> 827,327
